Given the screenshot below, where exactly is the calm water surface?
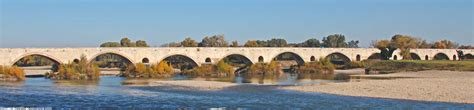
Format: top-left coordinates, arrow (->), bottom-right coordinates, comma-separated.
0,73 -> 472,109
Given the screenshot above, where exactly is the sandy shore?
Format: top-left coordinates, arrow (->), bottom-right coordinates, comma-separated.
282,70 -> 474,104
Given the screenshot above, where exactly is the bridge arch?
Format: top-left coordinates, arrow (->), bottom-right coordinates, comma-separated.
159,54 -> 199,70
89,52 -> 134,68
433,53 -> 449,60
221,54 -> 253,65
11,53 -> 62,66
465,54 -> 474,60
367,53 -> 382,60
272,52 -> 305,65
325,52 -> 351,65
407,53 -> 421,60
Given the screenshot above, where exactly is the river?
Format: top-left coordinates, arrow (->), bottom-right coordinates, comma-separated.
0,73 -> 472,109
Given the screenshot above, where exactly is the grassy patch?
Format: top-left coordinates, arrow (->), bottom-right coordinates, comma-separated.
367,60 -> 474,73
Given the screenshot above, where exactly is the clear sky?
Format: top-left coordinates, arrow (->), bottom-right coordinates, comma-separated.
1,0 -> 472,48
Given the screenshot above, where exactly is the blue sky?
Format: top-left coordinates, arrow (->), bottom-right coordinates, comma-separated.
1,0 -> 472,47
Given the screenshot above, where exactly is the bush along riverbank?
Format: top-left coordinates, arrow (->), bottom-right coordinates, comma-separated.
120,61 -> 174,78
45,55 -> 100,80
183,60 -> 235,77
0,65 -> 25,81
296,58 -> 335,74
185,58 -> 338,78
248,61 -> 282,76
365,60 -> 474,73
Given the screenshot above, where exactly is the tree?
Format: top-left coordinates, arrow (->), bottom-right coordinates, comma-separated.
301,38 -> 321,47
456,50 -> 464,60
100,42 -> 121,47
266,38 -> 288,47
417,40 -> 432,48
391,34 -> 417,59
244,40 -> 260,47
181,37 -> 198,47
347,40 -> 359,48
198,35 -> 229,47
433,41 -> 447,49
372,40 -> 397,60
432,40 -> 458,49
256,40 -> 268,47
231,41 -> 239,47
135,40 -> 149,47
155,61 -> 173,74
458,45 -> 474,49
217,60 -> 234,75
322,34 -> 347,48
120,37 -> 132,47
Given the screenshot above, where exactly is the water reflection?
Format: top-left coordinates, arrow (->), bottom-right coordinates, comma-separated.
19,70 -> 352,86
178,73 -> 349,86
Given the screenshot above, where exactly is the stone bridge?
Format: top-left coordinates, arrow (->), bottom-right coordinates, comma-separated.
1,48 -> 472,66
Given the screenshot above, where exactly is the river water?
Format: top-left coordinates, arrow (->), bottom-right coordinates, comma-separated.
0,73 -> 472,109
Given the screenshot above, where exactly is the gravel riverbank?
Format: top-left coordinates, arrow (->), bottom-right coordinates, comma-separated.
281,70 -> 474,104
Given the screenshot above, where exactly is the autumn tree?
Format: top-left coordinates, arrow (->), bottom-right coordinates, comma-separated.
416,40 -> 432,48
372,40 -> 397,60
154,61 -> 173,74
432,40 -> 458,49
180,37 -> 198,47
216,60 -> 234,76
244,40 -> 260,47
47,55 -> 100,80
0,66 -> 25,81
391,34 -> 418,60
